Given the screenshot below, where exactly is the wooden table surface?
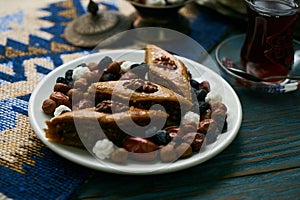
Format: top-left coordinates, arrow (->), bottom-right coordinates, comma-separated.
70,45 -> 300,200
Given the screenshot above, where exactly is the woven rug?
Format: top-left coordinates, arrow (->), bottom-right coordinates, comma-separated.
0,0 -> 230,199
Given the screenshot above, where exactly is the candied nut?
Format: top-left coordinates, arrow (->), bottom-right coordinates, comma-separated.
42,99 -> 57,114
159,145 -> 177,162
49,91 -> 71,107
95,100 -> 128,113
111,148 -> 128,164
176,142 -> 192,158
123,137 -> 158,162
119,72 -> 138,80
106,61 -> 121,74
123,79 -> 158,93
73,78 -> 88,90
123,137 -> 158,153
182,132 -> 205,151
73,99 -> 93,110
154,55 -> 177,70
210,101 -> 227,113
164,126 -> 179,138
198,118 -> 217,132
54,83 -> 69,94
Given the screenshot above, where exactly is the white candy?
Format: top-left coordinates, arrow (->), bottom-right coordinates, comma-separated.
146,0 -> 166,6
53,105 -> 71,117
205,91 -> 222,104
92,139 -> 115,160
182,111 -> 200,124
120,61 -> 137,73
72,66 -> 90,80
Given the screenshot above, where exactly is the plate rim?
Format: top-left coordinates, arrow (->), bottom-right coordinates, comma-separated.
28,49 -> 242,175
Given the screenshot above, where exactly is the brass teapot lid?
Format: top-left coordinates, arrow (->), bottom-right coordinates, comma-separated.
64,0 -> 133,48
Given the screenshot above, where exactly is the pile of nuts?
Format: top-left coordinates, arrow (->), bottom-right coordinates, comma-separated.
42,55 -> 228,164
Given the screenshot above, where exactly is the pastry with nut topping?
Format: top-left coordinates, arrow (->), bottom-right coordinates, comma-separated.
88,79 -> 193,125
146,44 -> 192,102
44,100 -> 168,148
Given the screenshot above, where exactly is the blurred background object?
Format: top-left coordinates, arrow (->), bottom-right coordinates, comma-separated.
196,0 -> 300,40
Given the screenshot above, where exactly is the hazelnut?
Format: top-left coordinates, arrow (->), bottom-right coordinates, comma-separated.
73,78 -> 88,90
211,109 -> 227,131
54,83 -> 69,94
68,89 -> 84,103
49,91 -> 71,107
176,142 -> 192,158
177,122 -> 197,137
211,108 -> 227,121
42,99 -> 57,114
106,61 -> 121,74
87,62 -> 99,71
159,145 -> 177,162
199,81 -> 210,93
82,71 -> 100,84
111,148 -> 128,164
210,101 -> 227,113
182,132 -> 205,151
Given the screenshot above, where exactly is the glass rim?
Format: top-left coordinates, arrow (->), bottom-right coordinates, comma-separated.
245,0 -> 299,16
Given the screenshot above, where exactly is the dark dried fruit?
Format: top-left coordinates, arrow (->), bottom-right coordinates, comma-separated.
101,72 -> 119,82
199,101 -> 210,113
190,79 -> 200,89
195,89 -> 207,102
98,56 -> 113,70
149,130 -> 171,146
65,69 -> 73,81
56,77 -> 68,84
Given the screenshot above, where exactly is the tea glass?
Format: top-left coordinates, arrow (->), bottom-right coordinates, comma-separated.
240,0 -> 299,81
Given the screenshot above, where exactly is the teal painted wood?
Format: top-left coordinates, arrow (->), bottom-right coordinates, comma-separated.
71,88 -> 300,199
71,167 -> 300,199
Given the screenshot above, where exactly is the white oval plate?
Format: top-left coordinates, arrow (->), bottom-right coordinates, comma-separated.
28,50 -> 242,175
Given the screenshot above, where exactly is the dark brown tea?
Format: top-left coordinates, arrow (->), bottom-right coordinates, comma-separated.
240,0 -> 299,80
